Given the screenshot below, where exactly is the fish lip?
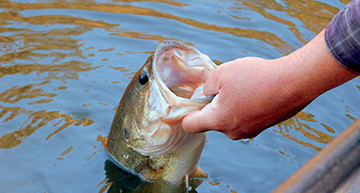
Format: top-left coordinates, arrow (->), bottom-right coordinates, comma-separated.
152,41 -> 215,104
154,40 -> 191,54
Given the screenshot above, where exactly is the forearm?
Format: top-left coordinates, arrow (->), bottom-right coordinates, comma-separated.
277,30 -> 359,105
183,1 -> 360,139
278,0 -> 360,104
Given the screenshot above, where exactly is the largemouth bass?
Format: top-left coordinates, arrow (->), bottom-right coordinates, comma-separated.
106,41 -> 217,184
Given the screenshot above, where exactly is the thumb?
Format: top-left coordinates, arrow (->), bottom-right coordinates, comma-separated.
183,68 -> 223,133
182,97 -> 219,133
203,67 -> 221,97
182,109 -> 209,133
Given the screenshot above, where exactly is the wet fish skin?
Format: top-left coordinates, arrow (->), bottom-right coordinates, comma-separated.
107,56 -> 152,175
106,41 -> 216,183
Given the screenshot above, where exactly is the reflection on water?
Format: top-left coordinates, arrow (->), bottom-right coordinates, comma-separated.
0,0 -> 320,54
0,0 -> 358,192
276,111 -> 335,151
0,105 -> 94,148
56,146 -> 74,161
230,0 -> 340,44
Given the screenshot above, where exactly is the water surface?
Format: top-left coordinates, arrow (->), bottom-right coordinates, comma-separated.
0,0 -> 359,192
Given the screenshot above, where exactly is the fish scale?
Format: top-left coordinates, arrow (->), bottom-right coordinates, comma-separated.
106,41 -> 217,185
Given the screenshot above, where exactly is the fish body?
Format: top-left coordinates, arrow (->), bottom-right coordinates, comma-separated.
106,41 -> 216,183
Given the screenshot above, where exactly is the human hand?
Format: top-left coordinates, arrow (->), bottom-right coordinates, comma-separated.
182,30 -> 359,140
182,57 -> 310,139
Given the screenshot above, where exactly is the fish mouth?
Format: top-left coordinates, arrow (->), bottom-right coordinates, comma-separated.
153,41 -> 217,102
131,41 -> 216,157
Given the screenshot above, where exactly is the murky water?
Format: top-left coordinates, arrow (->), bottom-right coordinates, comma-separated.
0,0 -> 359,192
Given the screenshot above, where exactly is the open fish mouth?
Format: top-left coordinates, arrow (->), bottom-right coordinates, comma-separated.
127,41 -> 217,156
107,41 -> 214,182
153,41 -> 217,102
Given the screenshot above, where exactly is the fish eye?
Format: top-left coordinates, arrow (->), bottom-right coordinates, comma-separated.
139,71 -> 149,85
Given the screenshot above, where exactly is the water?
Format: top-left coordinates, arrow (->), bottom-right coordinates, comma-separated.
0,0 -> 358,192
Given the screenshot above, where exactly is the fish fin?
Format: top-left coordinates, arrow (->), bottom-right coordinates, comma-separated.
189,165 -> 208,179
185,174 -> 189,192
139,168 -> 163,181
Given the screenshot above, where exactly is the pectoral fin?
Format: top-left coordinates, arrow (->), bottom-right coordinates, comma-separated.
139,168 -> 164,181
189,165 -> 208,179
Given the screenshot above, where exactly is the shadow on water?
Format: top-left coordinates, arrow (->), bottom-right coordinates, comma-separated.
98,160 -> 203,193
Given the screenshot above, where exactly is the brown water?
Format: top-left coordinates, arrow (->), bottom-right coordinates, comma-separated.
0,0 -> 358,192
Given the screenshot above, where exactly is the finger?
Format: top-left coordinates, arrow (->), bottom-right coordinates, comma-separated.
203,68 -> 221,96
182,102 -> 218,133
182,110 -> 208,133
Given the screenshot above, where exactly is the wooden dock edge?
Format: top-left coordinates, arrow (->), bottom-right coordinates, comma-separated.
273,119 -> 360,193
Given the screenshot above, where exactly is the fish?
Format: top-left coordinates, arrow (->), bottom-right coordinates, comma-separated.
105,41 -> 217,185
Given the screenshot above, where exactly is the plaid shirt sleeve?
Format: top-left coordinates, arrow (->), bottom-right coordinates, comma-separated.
325,0 -> 360,73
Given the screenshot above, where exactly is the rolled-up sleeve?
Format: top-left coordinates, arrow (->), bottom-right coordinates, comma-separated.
325,0 -> 360,73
